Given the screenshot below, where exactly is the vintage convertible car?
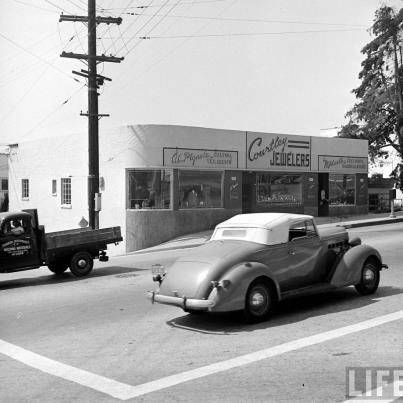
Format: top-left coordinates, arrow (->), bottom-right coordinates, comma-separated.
148,213 -> 387,322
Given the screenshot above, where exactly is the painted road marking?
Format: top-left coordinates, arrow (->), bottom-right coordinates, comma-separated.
0,310 -> 402,400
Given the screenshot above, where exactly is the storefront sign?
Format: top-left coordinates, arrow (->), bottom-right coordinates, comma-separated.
246,132 -> 311,171
163,147 -> 238,168
318,155 -> 368,172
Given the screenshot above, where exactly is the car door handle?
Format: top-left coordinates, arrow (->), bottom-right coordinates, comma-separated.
288,250 -> 295,255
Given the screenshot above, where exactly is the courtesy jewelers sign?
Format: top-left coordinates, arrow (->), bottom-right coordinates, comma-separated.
246,132 -> 311,171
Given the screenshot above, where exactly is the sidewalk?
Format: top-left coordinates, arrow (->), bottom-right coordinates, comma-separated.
132,210 -> 403,254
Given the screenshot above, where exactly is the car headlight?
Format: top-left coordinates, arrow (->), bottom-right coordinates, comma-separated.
151,264 -> 166,282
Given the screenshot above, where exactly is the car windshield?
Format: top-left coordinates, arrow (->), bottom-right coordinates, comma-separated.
211,226 -> 284,245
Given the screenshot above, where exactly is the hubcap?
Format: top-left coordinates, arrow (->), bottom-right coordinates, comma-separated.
249,287 -> 269,315
364,268 -> 375,282
77,259 -> 87,268
251,292 -> 265,307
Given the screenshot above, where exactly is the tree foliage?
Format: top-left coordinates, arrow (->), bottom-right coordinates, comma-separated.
338,6 -> 403,186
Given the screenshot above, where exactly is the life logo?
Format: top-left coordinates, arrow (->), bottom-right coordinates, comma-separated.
1,239 -> 31,256
346,366 -> 403,400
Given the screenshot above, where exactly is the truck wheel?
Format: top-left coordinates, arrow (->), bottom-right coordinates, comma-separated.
48,262 -> 68,276
354,260 -> 380,295
243,281 -> 274,323
70,251 -> 93,277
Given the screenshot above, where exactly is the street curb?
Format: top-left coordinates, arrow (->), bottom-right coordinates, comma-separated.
130,216 -> 403,255
336,217 -> 403,229
129,243 -> 201,255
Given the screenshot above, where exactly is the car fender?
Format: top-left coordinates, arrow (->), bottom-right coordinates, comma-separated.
330,244 -> 382,287
210,261 -> 281,312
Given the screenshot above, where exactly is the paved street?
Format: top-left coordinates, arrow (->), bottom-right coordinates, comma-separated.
0,223 -> 402,402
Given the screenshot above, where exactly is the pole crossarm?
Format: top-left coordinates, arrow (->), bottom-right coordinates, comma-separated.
73,70 -> 112,85
59,14 -> 122,24
61,51 -> 124,63
80,112 -> 110,117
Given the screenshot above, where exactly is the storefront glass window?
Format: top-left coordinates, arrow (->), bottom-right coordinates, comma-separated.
329,174 -> 355,205
179,170 -> 223,208
257,174 -> 302,205
128,170 -> 171,209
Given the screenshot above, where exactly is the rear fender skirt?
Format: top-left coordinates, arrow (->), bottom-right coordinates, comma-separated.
209,262 -> 281,312
329,244 -> 382,287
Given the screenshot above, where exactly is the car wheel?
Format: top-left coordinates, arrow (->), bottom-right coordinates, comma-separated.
354,260 -> 380,295
48,261 -> 68,275
244,281 -> 274,323
70,251 -> 94,277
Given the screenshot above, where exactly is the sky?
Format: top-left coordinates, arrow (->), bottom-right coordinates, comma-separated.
0,0 -> 402,149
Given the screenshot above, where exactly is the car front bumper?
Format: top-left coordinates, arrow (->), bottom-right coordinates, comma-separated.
147,290 -> 215,311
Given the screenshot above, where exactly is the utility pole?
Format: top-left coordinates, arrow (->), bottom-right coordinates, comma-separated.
60,0 -> 123,229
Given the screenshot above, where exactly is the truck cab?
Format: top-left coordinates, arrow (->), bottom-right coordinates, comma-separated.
0,211 -> 43,272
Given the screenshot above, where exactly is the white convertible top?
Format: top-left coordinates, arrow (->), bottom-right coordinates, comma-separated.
211,213 -> 315,245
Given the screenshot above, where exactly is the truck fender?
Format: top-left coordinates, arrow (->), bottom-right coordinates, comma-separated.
210,262 -> 281,312
330,244 -> 382,287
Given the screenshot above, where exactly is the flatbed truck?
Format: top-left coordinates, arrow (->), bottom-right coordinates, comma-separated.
0,209 -> 122,277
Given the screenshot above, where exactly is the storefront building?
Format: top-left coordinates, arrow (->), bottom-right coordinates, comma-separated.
0,152 -> 8,212
8,125 -> 368,253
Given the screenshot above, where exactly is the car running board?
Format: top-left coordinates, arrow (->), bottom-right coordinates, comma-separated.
281,282 -> 337,300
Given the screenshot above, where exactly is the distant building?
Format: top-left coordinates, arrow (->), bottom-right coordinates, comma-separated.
368,176 -> 402,212
7,124 -> 369,254
0,151 -> 8,212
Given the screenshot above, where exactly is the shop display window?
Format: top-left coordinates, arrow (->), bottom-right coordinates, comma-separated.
128,169 -> 171,209
257,174 -> 302,205
329,174 -> 355,205
179,170 -> 223,209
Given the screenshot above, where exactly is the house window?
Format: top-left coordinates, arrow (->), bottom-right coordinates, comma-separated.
179,170 -> 223,209
22,179 -> 29,199
329,174 -> 355,205
128,169 -> 171,209
61,178 -> 71,205
1,179 -> 8,191
257,174 -> 302,205
52,179 -> 57,196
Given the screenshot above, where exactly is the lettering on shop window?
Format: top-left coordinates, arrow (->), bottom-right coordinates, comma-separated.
247,133 -> 311,170
163,148 -> 238,168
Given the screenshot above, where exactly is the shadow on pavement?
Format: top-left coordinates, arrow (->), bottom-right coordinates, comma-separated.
166,285 -> 403,335
0,266 -> 144,290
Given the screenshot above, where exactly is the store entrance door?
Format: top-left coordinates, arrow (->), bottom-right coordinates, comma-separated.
318,173 -> 329,217
242,172 -> 255,213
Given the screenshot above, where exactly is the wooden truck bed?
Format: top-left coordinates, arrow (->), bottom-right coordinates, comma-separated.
45,226 -> 122,259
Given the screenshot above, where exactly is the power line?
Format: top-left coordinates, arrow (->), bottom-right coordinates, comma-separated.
106,0 -> 156,54
43,0 -> 71,13
101,0 -> 227,10
125,13 -> 367,28
0,31 -> 79,82
125,0 -> 183,54
139,28 -> 364,39
10,0 -> 56,13
0,63 -> 54,127
112,0 -> 239,97
17,84 -> 86,141
65,0 -> 87,12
